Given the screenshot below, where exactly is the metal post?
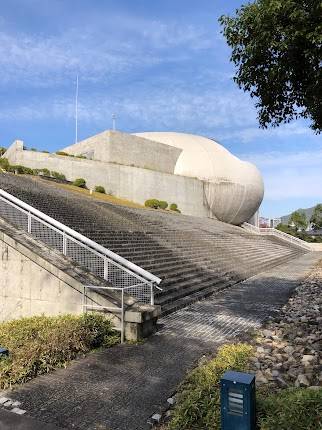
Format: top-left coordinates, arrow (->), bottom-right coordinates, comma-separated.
103,257 -> 108,280
121,289 -> 125,344
62,232 -> 67,255
150,282 -> 154,306
82,285 -> 86,313
27,212 -> 32,233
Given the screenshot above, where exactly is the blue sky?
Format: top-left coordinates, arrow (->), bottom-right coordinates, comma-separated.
0,0 -> 321,217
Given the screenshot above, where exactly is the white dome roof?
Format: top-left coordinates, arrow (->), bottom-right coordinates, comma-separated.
134,132 -> 264,225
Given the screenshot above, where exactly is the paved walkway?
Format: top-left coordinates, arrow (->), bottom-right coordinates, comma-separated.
1,252 -> 321,430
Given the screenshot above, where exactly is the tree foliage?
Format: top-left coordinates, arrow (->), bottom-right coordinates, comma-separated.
288,210 -> 308,231
310,203 -> 322,230
219,0 -> 322,132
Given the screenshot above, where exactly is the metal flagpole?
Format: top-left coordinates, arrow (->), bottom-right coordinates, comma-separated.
75,74 -> 79,144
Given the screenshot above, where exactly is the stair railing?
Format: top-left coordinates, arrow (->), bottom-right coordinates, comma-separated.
242,222 -> 312,251
0,189 -> 162,304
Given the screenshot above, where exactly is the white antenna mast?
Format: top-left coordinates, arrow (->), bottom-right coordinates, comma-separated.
75,74 -> 79,144
112,113 -> 116,131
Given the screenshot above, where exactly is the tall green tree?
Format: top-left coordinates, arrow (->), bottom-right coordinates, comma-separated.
288,210 -> 308,231
310,204 -> 322,230
219,0 -> 322,132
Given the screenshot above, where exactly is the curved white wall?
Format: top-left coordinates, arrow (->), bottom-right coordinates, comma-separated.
135,132 -> 264,225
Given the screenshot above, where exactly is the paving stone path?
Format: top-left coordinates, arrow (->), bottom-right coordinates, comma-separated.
1,252 -> 321,430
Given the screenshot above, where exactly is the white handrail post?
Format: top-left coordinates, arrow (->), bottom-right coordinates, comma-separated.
83,285 -> 86,314
27,212 -> 31,233
150,282 -> 154,306
121,289 -> 125,344
104,257 -> 108,280
62,232 -> 67,255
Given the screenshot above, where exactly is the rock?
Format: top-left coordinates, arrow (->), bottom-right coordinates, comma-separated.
295,374 -> 310,387
262,329 -> 273,338
255,371 -> 268,384
151,413 -> 162,423
284,346 -> 295,354
301,355 -> 315,365
276,377 -> 288,388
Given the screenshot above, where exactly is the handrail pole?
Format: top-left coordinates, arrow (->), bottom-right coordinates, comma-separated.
121,289 -> 125,344
83,286 -> 86,314
27,211 -> 31,233
150,282 -> 154,306
62,232 -> 67,255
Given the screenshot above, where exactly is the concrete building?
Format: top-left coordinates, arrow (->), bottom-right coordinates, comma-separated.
2,130 -> 264,225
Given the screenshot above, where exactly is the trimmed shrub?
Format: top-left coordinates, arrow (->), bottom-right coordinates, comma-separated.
94,185 -> 106,194
51,171 -> 66,181
0,157 -> 9,171
8,165 -> 34,175
170,203 -> 181,213
169,343 -> 253,430
73,178 -> 86,188
257,388 -> 322,430
0,314 -> 118,390
159,200 -> 168,210
42,150 -> 49,153
76,154 -> 87,159
41,168 -> 51,176
30,148 -> 37,152
145,199 -> 160,209
55,151 -> 71,157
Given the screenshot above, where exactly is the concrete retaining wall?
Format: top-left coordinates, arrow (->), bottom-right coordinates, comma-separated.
4,145 -> 208,218
310,243 -> 322,252
62,130 -> 182,174
0,220 -> 160,340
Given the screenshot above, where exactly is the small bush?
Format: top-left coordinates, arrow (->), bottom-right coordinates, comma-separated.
0,147 -> 6,156
8,165 -> 34,175
55,151 -> 71,157
76,154 -> 87,159
41,168 -> 51,176
145,199 -> 160,209
94,185 -> 106,194
73,178 -> 86,188
159,200 -> 168,210
42,150 -> 49,153
0,314 -> 118,390
257,388 -> 322,430
169,343 -> 253,430
30,148 -> 37,152
170,203 -> 181,213
51,171 -> 66,181
0,157 -> 9,171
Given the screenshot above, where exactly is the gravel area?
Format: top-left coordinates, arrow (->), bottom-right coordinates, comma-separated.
250,261 -> 322,389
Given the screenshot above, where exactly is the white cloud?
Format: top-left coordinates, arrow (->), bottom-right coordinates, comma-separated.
241,148 -> 322,202
0,18 -> 215,87
219,122 -> 315,143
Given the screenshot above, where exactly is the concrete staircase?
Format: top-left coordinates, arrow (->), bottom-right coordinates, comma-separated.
0,174 -> 305,315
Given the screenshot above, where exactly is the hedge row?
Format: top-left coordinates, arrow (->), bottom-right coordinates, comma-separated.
0,314 -> 119,389
144,199 -> 181,212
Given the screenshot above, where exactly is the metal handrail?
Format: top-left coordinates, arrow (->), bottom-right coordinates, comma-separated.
0,188 -> 161,285
259,227 -> 312,250
83,285 -> 134,343
241,222 -> 311,251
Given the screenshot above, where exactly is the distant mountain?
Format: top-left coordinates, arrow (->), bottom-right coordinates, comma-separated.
281,206 -> 317,224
